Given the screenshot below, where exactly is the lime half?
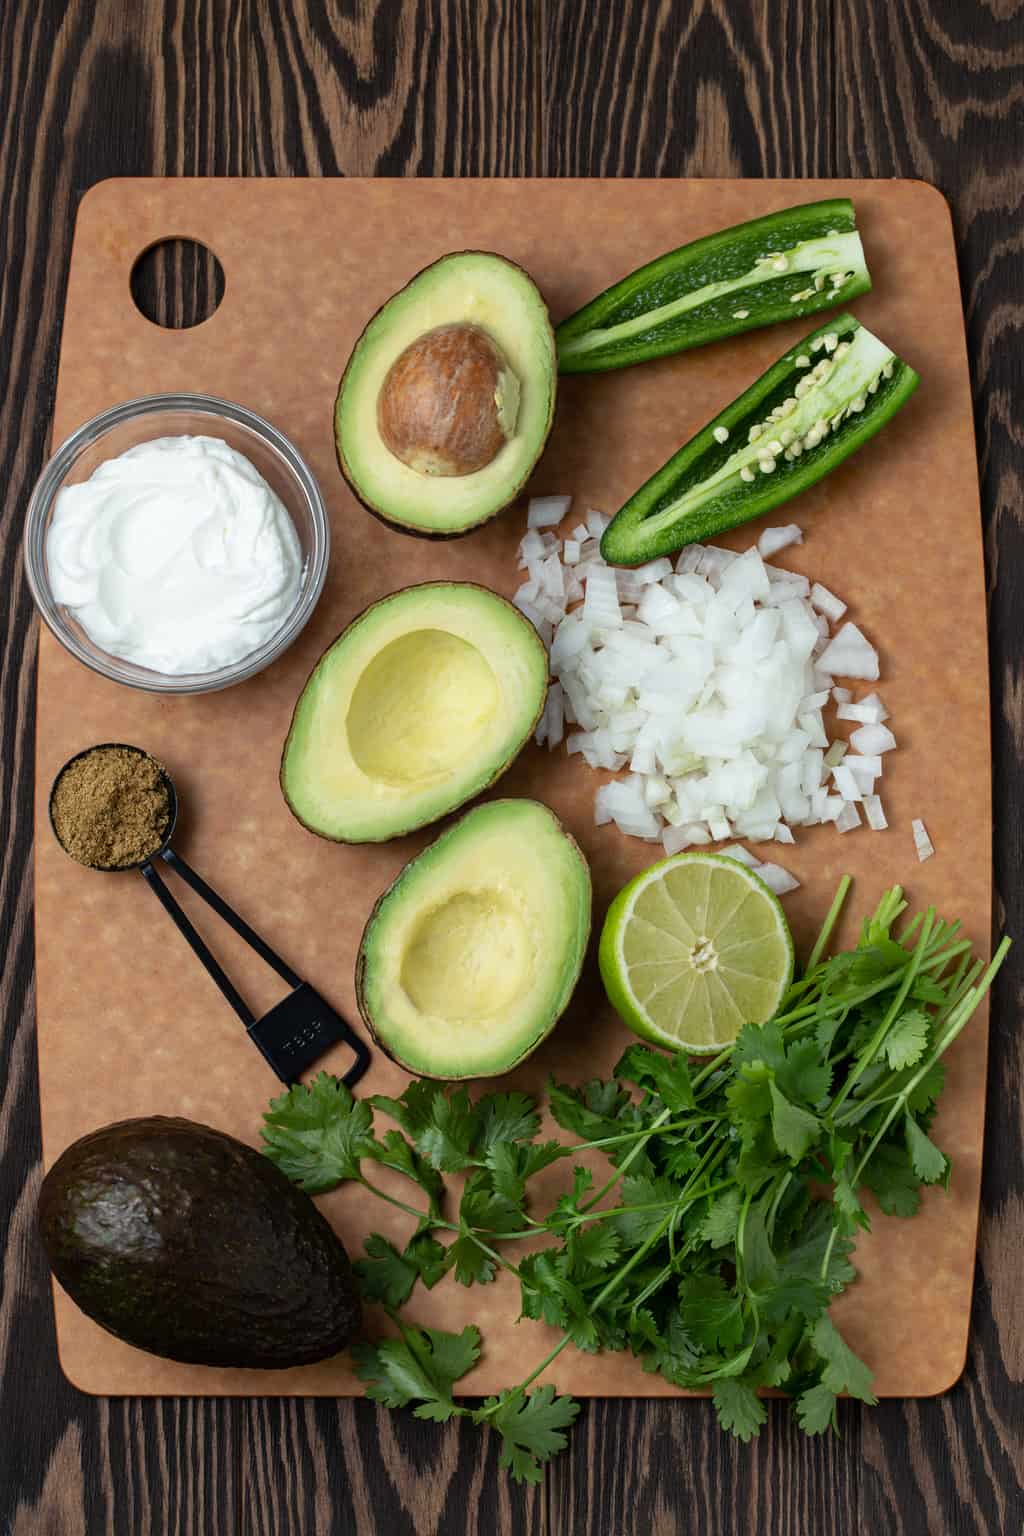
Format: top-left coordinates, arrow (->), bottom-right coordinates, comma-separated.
598,853 -> 794,1053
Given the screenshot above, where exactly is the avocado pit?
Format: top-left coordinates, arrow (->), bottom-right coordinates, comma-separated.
377,322 -> 520,477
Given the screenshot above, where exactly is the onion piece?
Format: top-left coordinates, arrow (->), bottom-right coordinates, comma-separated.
816,622 -> 880,681
864,795 -> 888,831
850,723 -> 897,755
835,801 -> 862,833
757,861 -> 801,896
912,818 -> 935,861
810,582 -> 848,622
758,524 -> 803,558
528,495 -> 572,529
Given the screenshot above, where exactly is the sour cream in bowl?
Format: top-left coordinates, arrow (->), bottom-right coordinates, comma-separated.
24,396 -> 329,694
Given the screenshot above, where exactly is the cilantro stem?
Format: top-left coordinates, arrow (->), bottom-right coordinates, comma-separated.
573,1113 -> 720,1152
829,910 -> 936,1116
819,936 -> 1010,1282
357,1173 -> 437,1225
357,1173 -> 529,1273
578,1106 -> 673,1215
805,875 -> 852,973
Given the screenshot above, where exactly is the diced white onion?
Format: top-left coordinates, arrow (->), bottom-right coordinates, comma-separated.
850,723 -> 897,755
816,622 -> 880,681
863,795 -> 888,831
523,504 -> 890,851
832,764 -> 863,802
758,524 -> 804,558
912,818 -> 935,861
528,495 -> 572,529
835,801 -> 862,833
810,582 -> 848,623
757,862 -> 801,895
716,844 -> 760,866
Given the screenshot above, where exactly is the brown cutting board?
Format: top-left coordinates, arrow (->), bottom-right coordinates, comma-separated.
35,178 -> 989,1399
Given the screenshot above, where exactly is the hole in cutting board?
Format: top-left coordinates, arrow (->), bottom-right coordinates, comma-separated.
130,238 -> 225,330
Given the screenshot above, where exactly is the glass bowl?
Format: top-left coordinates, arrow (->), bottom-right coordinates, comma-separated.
23,393 -> 330,694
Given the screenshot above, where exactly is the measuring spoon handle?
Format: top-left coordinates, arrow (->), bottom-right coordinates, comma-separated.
160,848 -> 301,989
139,860 -> 254,1025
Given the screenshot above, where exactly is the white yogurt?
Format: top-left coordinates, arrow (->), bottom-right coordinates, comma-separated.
46,435 -> 304,675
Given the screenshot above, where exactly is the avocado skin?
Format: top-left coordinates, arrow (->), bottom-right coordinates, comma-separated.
39,1117 -> 361,1369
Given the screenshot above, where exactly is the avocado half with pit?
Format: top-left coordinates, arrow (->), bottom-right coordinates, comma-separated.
281,582 -> 549,843
335,251 -> 557,536
356,799 -> 592,1079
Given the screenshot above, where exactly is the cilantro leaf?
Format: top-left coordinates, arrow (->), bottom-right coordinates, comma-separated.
736,1118 -> 786,1193
769,1081 -> 821,1161
570,1221 -> 621,1272
611,1175 -> 678,1245
740,1203 -> 777,1295
632,1308 -> 702,1386
548,1078 -> 640,1153
906,1059 -> 945,1113
364,1128 -> 444,1215
352,1321 -> 479,1420
476,1091 -> 540,1150
404,1232 -> 449,1289
485,1138 -> 566,1205
732,1019 -> 787,1073
475,1387 -> 580,1485
354,1235 -> 419,1308
796,1382 -> 838,1434
679,1273 -> 745,1352
781,1203 -> 857,1293
712,1378 -> 767,1442
809,1316 -> 877,1404
447,1235 -> 495,1287
371,1084 -> 481,1171
518,1251 -> 598,1350
546,1165 -> 595,1238
861,1141 -> 921,1218
414,1089 -> 480,1171
615,1044 -> 695,1111
261,1073 -> 374,1191
659,1133 -> 701,1178
883,1008 -> 930,1070
905,1114 -> 947,1184
777,1038 -> 832,1108
699,1188 -> 742,1250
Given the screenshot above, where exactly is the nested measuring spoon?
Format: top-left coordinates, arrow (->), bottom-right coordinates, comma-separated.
49,743 -> 371,1088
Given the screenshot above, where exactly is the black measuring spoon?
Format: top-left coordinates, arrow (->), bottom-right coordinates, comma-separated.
49,743 -> 371,1089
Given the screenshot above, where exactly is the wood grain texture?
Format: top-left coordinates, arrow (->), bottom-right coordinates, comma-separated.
0,1 -> 1019,1532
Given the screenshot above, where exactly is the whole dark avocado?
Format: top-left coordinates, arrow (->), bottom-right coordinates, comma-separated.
38,1117 -> 361,1369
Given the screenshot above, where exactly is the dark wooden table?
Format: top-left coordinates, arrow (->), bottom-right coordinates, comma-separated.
2,4 -> 1021,1532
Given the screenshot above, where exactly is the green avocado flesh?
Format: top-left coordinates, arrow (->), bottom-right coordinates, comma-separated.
38,1117 -> 361,1369
357,799 -> 592,1079
335,251 -> 557,535
281,583 -> 549,843
601,313 -> 920,566
556,198 -> 871,373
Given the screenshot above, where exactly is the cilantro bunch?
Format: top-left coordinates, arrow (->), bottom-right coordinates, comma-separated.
262,881 -> 1008,1480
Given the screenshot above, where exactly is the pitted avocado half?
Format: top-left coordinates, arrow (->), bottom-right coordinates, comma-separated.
335,252 -> 557,536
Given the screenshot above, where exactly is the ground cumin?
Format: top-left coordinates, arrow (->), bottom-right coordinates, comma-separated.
51,746 -> 171,868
